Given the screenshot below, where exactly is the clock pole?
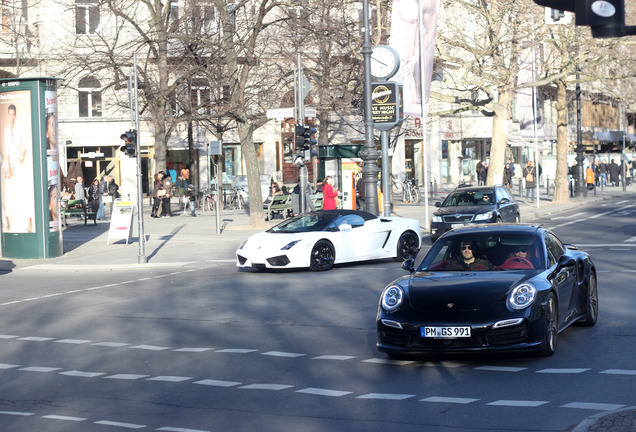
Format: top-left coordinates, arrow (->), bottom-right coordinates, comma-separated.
360,0 -> 380,215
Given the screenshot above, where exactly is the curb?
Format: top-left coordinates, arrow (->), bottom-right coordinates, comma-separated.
572,407 -> 636,432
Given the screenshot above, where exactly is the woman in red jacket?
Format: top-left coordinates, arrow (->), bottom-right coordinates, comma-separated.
322,176 -> 339,210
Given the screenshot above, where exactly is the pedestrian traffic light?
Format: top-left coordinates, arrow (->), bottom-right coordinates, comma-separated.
532,0 -> 635,37
120,129 -> 137,157
294,124 -> 317,151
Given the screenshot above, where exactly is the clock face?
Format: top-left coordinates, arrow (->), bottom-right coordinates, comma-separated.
371,45 -> 400,80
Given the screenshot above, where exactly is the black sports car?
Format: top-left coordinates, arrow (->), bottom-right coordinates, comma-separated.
430,185 -> 520,242
376,224 -> 598,357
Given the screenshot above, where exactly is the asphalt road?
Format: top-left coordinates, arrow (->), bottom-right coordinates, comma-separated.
1,197 -> 635,431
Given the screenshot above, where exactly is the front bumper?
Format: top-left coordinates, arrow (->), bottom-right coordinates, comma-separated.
430,218 -> 497,241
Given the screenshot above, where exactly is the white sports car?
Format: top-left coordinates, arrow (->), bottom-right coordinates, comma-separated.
236,210 -> 422,271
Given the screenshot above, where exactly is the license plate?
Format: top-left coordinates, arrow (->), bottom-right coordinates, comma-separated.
422,326 -> 471,339
451,223 -> 465,228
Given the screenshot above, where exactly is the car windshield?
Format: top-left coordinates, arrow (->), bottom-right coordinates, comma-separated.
419,231 -> 545,271
442,189 -> 494,207
267,212 -> 336,233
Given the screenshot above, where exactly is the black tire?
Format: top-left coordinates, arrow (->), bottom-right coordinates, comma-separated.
579,272 -> 598,326
539,293 -> 558,356
310,240 -> 335,271
395,231 -> 420,261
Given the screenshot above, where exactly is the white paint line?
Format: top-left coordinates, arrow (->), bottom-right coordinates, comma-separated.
215,348 -> 257,354
296,388 -> 352,397
600,369 -> 636,375
421,397 -> 479,404
157,427 -> 210,432
54,339 -> 91,344
475,366 -> 527,372
562,402 -> 625,411
147,376 -> 193,382
536,368 -> 590,374
193,379 -> 241,387
92,342 -> 130,347
362,358 -> 414,366
173,348 -> 214,353
239,384 -> 294,391
625,236 -> 636,243
129,344 -> 171,351
18,336 -> 55,342
487,400 -> 549,407
18,366 -> 61,373
261,351 -> 305,358
104,374 -> 150,380
552,213 -> 585,220
0,335 -> 19,339
356,393 -> 415,400
311,355 -> 356,361
0,363 -> 20,369
42,415 -> 86,421
59,370 -> 105,378
0,411 -> 34,416
94,420 -> 146,429
418,361 -> 465,368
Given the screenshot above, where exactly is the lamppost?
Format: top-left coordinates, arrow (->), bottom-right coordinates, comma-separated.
574,50 -> 586,198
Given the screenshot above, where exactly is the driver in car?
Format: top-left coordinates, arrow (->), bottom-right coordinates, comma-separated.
449,240 -> 493,270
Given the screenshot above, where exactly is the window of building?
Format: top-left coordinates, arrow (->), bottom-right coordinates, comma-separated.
190,78 -> 212,114
76,0 -> 100,35
78,77 -> 102,118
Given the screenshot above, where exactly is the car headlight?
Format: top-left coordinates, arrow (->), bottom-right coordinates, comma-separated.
431,215 -> 443,223
507,283 -> 537,310
281,240 -> 301,250
474,212 -> 494,221
381,285 -> 404,312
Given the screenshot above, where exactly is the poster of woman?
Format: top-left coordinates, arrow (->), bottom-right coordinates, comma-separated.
45,90 -> 60,232
0,90 -> 36,233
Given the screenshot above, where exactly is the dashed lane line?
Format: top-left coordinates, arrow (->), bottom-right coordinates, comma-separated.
487,400 -> 549,407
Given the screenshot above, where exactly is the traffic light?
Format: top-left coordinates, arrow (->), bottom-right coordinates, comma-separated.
120,129 -> 137,158
532,0 -> 635,37
294,124 -> 317,151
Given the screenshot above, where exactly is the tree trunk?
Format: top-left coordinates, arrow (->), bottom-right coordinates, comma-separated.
238,123 -> 267,228
487,90 -> 512,186
552,79 -> 571,203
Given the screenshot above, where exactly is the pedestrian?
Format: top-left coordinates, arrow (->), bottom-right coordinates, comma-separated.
161,174 -> 173,218
523,161 -> 537,201
356,175 -> 366,209
107,175 -> 120,216
74,176 -> 85,220
503,162 -> 513,189
631,159 -> 636,181
506,159 -> 516,187
478,162 -> 488,186
321,176 -> 339,210
598,159 -> 608,187
97,175 -> 108,220
475,161 -> 484,185
586,164 -> 595,190
87,178 -> 100,213
151,173 -> 163,218
187,184 -> 198,217
609,158 -> 620,186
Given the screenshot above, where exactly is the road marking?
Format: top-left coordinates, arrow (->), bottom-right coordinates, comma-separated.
42,415 -> 86,421
418,361 -> 465,368
92,342 -> 130,347
601,369 -> 636,375
0,363 -> 20,369
362,358 -> 414,366
0,411 -> 34,416
421,396 -> 479,404
487,400 -> 549,407
625,236 -> 636,243
95,420 -> 146,429
0,334 -> 18,339
193,379 -> 241,387
261,351 -> 305,358
536,368 -> 590,374
215,348 -> 257,353
147,376 -> 193,382
55,339 -> 91,344
129,344 -> 171,351
59,370 -> 105,378
296,388 -> 353,397
239,384 -> 294,390
104,374 -> 150,380
475,366 -> 527,372
18,336 -> 54,342
357,393 -> 415,400
562,402 -> 625,411
311,355 -> 356,361
173,348 -> 214,352
551,213 -> 585,220
18,366 -> 61,372
157,427 -> 210,432
550,204 -> 636,228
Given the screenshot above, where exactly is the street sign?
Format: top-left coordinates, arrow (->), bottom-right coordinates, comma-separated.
209,140 -> 222,155
301,76 -> 311,99
371,81 -> 404,131
267,107 -> 294,119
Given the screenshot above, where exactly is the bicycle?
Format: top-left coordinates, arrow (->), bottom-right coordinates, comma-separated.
200,188 -> 216,212
226,187 -> 245,210
393,177 -> 419,203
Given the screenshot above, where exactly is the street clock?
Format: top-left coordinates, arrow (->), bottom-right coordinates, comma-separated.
370,45 -> 400,80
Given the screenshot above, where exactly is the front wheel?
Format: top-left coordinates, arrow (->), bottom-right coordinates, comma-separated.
539,293 -> 558,356
411,187 -> 420,203
579,272 -> 598,326
395,231 -> 420,261
310,240 -> 335,271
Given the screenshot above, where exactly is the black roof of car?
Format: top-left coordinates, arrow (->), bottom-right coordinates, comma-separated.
443,223 -> 542,236
315,209 -> 378,221
453,184 -> 504,191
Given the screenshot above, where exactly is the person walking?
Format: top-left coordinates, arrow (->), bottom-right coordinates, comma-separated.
475,161 -> 484,185
586,163 -> 595,190
186,184 -> 198,217
87,178 -> 100,214
503,162 -> 513,189
107,175 -> 120,216
523,161 -> 537,201
478,162 -> 488,186
97,175 -> 108,220
161,174 -> 173,218
506,159 -> 516,187
322,176 -> 339,210
74,176 -> 85,220
598,159 -> 608,187
151,173 -> 163,218
609,158 -> 620,186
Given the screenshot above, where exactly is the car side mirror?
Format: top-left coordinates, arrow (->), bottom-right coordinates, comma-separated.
548,255 -> 575,280
435,202 -> 442,207
338,223 -> 352,232
402,258 -> 415,273
499,198 -> 510,204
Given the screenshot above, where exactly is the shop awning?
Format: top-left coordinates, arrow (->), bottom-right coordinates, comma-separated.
626,133 -> 636,142
593,131 -> 621,142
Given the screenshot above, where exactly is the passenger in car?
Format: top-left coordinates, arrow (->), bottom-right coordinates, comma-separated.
449,240 -> 493,270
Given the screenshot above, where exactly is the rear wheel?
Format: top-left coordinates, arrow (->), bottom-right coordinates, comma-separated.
395,231 -> 420,261
539,293 -> 558,356
310,240 -> 335,271
579,272 -> 598,326
411,187 -> 420,203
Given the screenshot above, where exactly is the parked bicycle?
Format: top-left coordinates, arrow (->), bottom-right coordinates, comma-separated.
392,177 -> 420,203
199,187 -> 217,212
226,186 -> 245,210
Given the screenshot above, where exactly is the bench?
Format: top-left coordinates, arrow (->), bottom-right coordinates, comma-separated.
310,193 -> 323,210
264,194 -> 292,221
61,199 -> 97,227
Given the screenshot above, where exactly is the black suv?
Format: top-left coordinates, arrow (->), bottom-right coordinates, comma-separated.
430,185 -> 520,242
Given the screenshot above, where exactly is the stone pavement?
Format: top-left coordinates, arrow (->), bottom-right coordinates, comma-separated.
1,183 -> 635,431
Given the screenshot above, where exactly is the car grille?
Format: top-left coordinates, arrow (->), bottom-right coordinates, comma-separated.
487,322 -> 528,345
443,214 -> 474,223
237,255 -> 247,265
